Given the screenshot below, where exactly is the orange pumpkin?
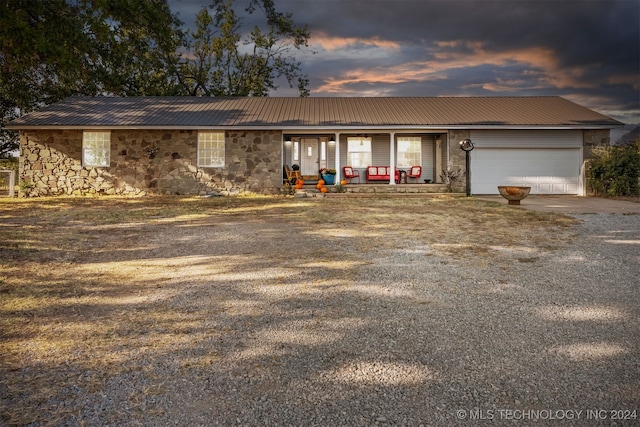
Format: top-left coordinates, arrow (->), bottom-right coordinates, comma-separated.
317,179 -> 325,186
340,179 -> 347,186
320,187 -> 328,193
316,183 -> 324,189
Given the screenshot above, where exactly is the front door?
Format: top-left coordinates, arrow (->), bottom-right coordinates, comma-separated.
301,138 -> 319,176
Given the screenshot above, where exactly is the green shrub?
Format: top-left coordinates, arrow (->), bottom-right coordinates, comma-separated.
588,142 -> 640,197
0,157 -> 18,173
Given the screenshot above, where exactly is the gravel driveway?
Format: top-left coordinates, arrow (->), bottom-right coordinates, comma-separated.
2,198 -> 638,426
173,215 -> 638,426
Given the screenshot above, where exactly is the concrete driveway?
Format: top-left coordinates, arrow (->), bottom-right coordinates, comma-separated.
477,195 -> 640,214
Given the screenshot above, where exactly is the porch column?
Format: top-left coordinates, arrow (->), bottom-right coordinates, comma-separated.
333,132 -> 340,185
389,132 -> 396,185
435,135 -> 442,183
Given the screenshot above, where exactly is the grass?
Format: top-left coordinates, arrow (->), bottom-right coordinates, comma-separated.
0,194 -> 577,424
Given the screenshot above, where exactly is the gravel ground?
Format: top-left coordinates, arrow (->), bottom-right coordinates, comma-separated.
2,202 -> 639,426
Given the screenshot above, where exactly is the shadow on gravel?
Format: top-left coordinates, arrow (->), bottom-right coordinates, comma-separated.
1,197 -> 638,425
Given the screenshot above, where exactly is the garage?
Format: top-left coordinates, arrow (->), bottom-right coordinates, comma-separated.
470,130 -> 583,195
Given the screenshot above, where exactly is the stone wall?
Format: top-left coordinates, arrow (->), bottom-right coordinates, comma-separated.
445,129 -> 470,192
19,129 -> 282,197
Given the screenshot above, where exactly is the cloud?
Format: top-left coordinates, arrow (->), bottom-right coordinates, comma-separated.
312,32 -> 400,51
313,41 -> 594,95
168,0 -> 640,123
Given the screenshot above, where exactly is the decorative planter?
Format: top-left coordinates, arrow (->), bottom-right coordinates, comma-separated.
322,174 -> 336,185
497,186 -> 531,205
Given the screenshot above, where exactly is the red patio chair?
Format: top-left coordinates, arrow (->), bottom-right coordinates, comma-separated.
407,165 -> 422,183
343,166 -> 360,183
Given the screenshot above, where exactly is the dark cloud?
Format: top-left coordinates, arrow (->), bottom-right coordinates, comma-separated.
168,0 -> 640,123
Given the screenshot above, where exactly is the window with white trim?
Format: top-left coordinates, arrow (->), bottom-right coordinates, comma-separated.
347,137 -> 372,167
293,141 -> 299,161
83,131 -> 111,167
198,131 -> 225,167
397,136 -> 421,167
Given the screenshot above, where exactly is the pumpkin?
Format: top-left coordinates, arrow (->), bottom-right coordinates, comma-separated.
317,179 -> 325,186
295,181 -> 304,189
340,179 -> 347,186
316,183 -> 324,189
320,187 -> 328,193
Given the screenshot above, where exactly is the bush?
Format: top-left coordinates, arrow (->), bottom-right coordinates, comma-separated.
440,168 -> 462,193
0,157 -> 18,173
588,142 -> 640,197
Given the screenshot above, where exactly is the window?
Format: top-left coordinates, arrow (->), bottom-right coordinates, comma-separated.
198,132 -> 225,167
293,141 -> 299,161
397,136 -> 421,167
83,131 -> 111,167
347,137 -> 372,167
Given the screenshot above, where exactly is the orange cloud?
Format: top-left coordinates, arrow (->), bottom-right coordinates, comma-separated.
312,32 -> 400,50
316,40 -> 596,94
432,42 -> 592,90
317,64 -> 445,95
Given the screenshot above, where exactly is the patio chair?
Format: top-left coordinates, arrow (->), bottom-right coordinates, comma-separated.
343,166 -> 360,183
407,165 -> 422,183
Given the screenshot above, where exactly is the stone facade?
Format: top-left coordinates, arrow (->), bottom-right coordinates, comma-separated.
19,129 -> 282,197
445,129 -> 470,192
18,127 -> 610,197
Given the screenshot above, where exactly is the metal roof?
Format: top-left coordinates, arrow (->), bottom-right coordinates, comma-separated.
7,96 -> 622,130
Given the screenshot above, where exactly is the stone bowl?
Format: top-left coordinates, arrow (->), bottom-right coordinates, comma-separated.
497,186 -> 531,205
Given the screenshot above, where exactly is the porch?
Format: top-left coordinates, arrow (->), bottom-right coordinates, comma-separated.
294,182 -> 450,196
282,131 -> 449,189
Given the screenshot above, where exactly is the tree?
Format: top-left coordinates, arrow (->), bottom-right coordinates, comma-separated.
1,0 -> 311,156
0,98 -> 19,158
588,141 -> 640,197
1,0 -> 87,157
177,0 -> 310,97
0,0 -> 184,155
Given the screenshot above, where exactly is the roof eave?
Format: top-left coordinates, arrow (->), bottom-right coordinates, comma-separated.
7,123 -> 624,131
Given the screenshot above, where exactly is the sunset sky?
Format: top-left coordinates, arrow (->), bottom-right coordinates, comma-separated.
168,0 -> 640,125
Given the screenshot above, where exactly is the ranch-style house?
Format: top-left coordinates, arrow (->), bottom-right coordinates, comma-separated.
7,96 -> 622,197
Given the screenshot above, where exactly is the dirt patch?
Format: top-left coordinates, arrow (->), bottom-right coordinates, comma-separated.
0,195 -> 577,425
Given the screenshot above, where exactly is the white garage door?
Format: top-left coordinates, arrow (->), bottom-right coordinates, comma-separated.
470,130 -> 583,195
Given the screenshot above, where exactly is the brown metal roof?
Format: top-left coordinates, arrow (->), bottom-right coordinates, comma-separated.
7,96 -> 622,129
